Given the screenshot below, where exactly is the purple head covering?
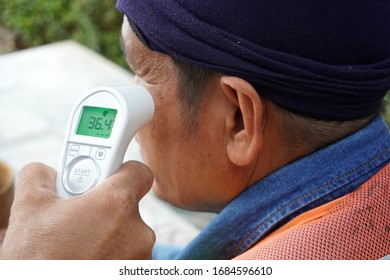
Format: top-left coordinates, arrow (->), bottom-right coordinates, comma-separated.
116,0 -> 390,120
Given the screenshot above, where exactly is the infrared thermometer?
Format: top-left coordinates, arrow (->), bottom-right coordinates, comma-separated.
56,86 -> 154,198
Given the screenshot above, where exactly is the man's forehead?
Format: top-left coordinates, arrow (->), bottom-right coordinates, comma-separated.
120,18 -> 175,86
120,20 -> 148,70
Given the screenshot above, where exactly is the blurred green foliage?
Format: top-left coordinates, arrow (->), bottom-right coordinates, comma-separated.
0,0 -> 126,67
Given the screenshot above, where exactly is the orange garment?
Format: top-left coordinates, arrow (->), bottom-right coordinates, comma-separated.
235,163 -> 390,260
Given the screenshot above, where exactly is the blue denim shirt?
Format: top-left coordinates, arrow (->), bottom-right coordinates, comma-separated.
154,115 -> 390,260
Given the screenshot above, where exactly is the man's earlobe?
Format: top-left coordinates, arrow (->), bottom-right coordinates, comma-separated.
221,76 -> 265,166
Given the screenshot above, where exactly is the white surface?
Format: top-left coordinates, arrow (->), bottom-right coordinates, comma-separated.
0,40 -> 201,247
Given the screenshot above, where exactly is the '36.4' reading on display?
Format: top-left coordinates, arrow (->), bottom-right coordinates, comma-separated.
76,106 -> 118,139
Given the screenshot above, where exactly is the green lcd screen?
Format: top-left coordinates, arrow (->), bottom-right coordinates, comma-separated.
76,106 -> 117,138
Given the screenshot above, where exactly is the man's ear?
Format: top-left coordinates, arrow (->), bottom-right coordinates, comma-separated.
220,76 -> 265,166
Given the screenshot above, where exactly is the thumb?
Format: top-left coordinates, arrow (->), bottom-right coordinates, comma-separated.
93,161 -> 154,203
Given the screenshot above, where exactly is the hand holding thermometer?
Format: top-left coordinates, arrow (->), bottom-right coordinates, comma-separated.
56,86 -> 154,198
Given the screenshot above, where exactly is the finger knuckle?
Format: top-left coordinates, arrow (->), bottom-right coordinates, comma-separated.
19,162 -> 45,177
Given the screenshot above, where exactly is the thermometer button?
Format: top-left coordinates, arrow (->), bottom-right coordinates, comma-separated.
63,156 -> 100,195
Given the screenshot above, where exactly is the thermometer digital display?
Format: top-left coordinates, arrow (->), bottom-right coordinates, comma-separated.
76,106 -> 117,138
56,86 -> 154,198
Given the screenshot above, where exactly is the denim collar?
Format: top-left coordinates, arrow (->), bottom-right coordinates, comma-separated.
175,115 -> 390,259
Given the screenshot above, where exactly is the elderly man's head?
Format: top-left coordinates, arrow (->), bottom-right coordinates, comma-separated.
118,0 -> 390,212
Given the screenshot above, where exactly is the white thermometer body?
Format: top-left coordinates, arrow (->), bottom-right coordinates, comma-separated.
56,86 -> 154,198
